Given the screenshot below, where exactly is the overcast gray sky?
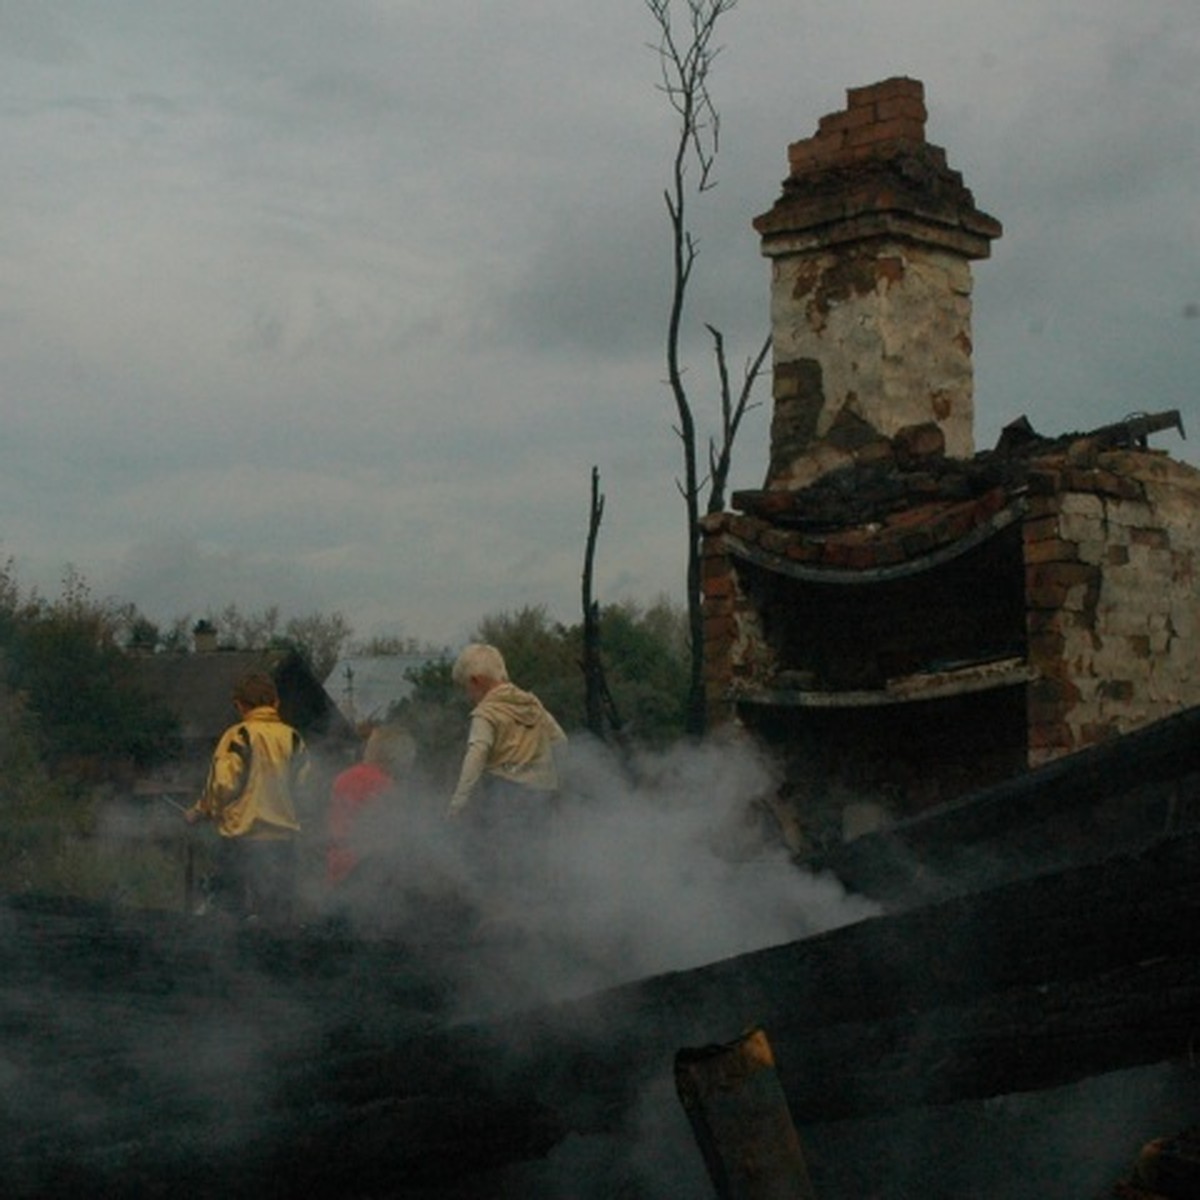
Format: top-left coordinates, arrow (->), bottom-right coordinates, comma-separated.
3,1 -> 1197,647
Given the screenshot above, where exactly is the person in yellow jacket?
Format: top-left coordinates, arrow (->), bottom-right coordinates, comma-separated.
186,671 -> 309,922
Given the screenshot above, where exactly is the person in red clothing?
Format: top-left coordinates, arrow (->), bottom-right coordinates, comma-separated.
326,724 -> 416,889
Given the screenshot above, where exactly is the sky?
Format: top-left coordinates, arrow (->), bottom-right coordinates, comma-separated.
2,1 -> 1197,649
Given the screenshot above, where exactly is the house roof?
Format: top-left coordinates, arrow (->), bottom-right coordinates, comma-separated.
132,648 -> 350,744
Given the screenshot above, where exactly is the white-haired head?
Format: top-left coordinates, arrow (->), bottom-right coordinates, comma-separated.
451,642 -> 509,688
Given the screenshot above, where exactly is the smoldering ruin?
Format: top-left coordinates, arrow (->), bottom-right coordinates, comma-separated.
4,77 -> 1200,1198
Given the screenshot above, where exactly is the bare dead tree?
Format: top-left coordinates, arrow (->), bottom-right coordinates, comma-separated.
646,0 -> 767,735
581,466 -> 607,738
581,466 -> 626,743
706,324 -> 771,516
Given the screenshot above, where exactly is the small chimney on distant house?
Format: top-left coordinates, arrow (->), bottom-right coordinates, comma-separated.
753,77 -> 1001,489
192,619 -> 218,654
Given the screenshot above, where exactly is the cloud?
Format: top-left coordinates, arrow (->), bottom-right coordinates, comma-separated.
0,1 -> 1196,644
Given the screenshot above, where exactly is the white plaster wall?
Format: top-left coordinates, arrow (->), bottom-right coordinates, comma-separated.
770,241 -> 976,459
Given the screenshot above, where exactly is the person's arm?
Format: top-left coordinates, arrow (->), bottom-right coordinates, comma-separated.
448,715 -> 495,817
187,727 -> 249,823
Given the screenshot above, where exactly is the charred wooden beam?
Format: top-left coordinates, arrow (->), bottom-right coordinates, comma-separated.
3,832 -> 1200,1196
805,700 -> 1200,906
383,831 -> 1200,1142
675,1027 -> 817,1199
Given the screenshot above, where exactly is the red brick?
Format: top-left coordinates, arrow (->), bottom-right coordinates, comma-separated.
759,529 -> 795,555
729,516 -> 769,541
1130,527 -> 1170,549
847,77 -> 924,110
1022,514 -> 1061,544
1023,493 -> 1062,518
1026,562 -> 1096,591
704,614 -> 736,642
930,507 -> 976,545
1063,468 -> 1144,501
785,540 -> 820,562
1024,538 -> 1079,565
848,118 -> 924,148
1079,721 -> 1120,745
1029,673 -> 1081,707
700,573 -> 729,600
818,105 -> 874,136
1028,722 -> 1075,751
1026,609 -> 1062,634
975,486 -> 1008,518
1027,631 -> 1065,660
876,95 -> 928,126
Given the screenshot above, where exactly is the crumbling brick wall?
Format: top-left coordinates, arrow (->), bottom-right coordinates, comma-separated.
1024,450 -> 1200,765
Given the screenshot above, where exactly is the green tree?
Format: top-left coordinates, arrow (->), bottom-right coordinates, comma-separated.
0,671 -> 73,892
387,655 -> 462,791
594,598 -> 690,746
0,567 -> 178,783
283,611 -> 353,679
474,605 -> 581,728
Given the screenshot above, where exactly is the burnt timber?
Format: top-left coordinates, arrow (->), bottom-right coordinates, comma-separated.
3,736 -> 1200,1196
802,695 -> 1200,907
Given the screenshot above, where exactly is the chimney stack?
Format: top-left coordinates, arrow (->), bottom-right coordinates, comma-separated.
754,78 -> 1001,490
192,619 -> 218,654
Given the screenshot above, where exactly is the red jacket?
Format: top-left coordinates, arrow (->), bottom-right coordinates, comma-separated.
326,761 -> 394,886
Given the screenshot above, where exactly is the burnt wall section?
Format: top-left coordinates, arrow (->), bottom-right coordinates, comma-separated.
701,479 -> 1026,712
701,490 -> 1033,839
1024,450 -> 1200,766
738,523 -> 1026,693
754,77 -> 1000,490
741,689 -> 1029,853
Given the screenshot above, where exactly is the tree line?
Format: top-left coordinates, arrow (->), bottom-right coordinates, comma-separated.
0,556 -> 692,779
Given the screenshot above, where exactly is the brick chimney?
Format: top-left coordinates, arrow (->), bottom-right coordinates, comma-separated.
192,619 -> 218,653
754,78 -> 1002,490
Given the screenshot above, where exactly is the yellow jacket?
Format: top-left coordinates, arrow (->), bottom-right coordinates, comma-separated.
194,705 -> 308,839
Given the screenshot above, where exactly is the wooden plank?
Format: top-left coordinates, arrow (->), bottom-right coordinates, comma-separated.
2,832 -> 1199,1195
675,1028 -> 817,1199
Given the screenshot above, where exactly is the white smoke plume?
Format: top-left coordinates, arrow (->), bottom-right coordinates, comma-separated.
324,728 -> 880,1016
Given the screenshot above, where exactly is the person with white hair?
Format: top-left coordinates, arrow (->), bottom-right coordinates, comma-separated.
448,642 -> 566,820
448,643 -> 567,920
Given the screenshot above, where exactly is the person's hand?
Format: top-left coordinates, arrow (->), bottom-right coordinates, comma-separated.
447,799 -> 467,822
184,807 -> 203,826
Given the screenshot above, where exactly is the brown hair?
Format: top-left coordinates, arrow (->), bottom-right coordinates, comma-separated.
232,671 -> 279,709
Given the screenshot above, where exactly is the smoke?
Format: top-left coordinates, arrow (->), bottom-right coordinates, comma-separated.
323,728 -> 880,1016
